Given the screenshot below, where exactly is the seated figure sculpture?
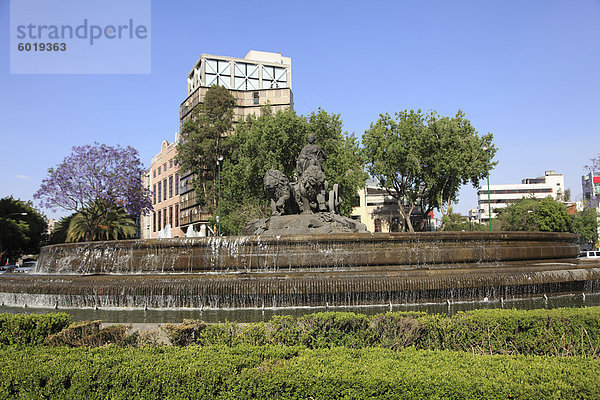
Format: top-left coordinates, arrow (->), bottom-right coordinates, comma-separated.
296,133 -> 327,175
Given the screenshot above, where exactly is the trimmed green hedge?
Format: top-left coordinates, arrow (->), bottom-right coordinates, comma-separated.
0,313 -> 72,345
0,345 -> 599,399
3,307 -> 600,358
417,307 -> 600,357
161,308 -> 600,357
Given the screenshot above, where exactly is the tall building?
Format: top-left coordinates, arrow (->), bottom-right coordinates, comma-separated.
178,50 -> 293,235
476,170 -> 565,223
141,51 -> 294,237
180,50 -> 293,127
146,133 -> 184,239
581,171 -> 600,249
582,171 -> 600,208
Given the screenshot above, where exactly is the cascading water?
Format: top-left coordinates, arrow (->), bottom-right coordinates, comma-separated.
1,231 -> 598,310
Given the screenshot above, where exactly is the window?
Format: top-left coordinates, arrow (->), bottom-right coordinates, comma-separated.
163,163 -> 167,172
234,62 -> 259,90
205,59 -> 231,88
163,179 -> 167,201
152,212 -> 156,232
169,159 -> 173,169
157,182 -> 162,203
175,204 -> 179,227
253,91 -> 259,105
374,219 -> 382,233
152,184 -> 156,205
169,206 -> 173,226
174,173 -> 179,196
153,169 -> 156,178
157,210 -> 161,231
169,176 -> 173,198
262,66 -> 287,88
163,208 -> 167,227
158,166 -> 161,175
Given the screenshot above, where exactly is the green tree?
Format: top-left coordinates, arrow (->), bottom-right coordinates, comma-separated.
441,207 -> 487,231
496,197 -> 572,233
220,107 -> 367,235
66,202 -> 137,242
571,207 -> 599,246
0,197 -> 48,264
362,109 -> 495,232
175,85 -> 236,215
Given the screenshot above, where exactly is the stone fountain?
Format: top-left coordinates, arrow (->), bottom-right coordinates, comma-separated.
0,136 -> 598,310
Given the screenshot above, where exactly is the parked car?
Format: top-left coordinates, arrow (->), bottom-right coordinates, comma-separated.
21,261 -> 37,269
13,266 -> 33,273
579,251 -> 600,259
0,265 -> 18,274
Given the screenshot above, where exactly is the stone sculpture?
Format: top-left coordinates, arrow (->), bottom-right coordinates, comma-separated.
264,169 -> 297,216
246,135 -> 361,235
264,135 -> 339,216
296,133 -> 327,175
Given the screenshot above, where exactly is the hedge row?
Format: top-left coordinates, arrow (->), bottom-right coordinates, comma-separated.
163,307 -> 600,357
3,307 -> 600,358
0,313 -> 71,345
1,345 -> 599,399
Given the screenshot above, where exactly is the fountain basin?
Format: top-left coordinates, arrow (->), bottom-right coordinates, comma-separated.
1,232 -> 597,310
34,232 -> 579,274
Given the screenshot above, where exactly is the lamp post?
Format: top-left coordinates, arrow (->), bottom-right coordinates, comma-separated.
0,212 -> 27,264
217,155 -> 223,236
482,145 -> 492,232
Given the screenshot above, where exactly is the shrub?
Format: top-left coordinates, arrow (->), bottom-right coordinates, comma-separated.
0,312 -> 72,345
0,345 -> 599,399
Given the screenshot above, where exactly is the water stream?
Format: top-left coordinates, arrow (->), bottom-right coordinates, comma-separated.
1,292 -> 597,323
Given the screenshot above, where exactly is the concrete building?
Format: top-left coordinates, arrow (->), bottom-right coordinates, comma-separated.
582,172 -> 600,209
178,50 -> 294,235
147,133 -> 184,239
581,171 -> 600,249
351,179 -> 435,232
476,170 -> 565,223
180,50 -> 293,127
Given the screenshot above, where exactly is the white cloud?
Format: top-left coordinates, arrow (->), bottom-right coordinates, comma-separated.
15,174 -> 31,180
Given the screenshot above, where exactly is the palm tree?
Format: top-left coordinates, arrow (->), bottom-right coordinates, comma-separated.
67,202 -> 137,242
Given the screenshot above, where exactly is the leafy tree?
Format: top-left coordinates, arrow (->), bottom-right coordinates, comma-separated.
34,143 -> 151,242
440,207 -> 487,231
362,109 -> 496,232
571,207 -> 599,246
175,85 -> 235,215
496,197 -> 572,233
0,197 -> 48,264
220,107 -> 367,235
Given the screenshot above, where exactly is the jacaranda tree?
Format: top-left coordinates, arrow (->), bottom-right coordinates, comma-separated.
34,143 -> 152,242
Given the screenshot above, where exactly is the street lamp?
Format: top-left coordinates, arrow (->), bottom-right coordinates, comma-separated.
0,212 -> 28,264
482,145 -> 492,232
217,155 -> 224,236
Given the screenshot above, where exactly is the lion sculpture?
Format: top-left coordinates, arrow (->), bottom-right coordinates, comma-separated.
264,169 -> 296,216
294,165 -> 328,214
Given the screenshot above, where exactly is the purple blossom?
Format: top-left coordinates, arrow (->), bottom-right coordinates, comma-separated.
34,143 -> 152,216
585,153 -> 600,174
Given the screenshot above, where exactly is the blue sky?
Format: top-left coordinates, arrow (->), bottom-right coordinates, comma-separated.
1,0 -> 599,219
